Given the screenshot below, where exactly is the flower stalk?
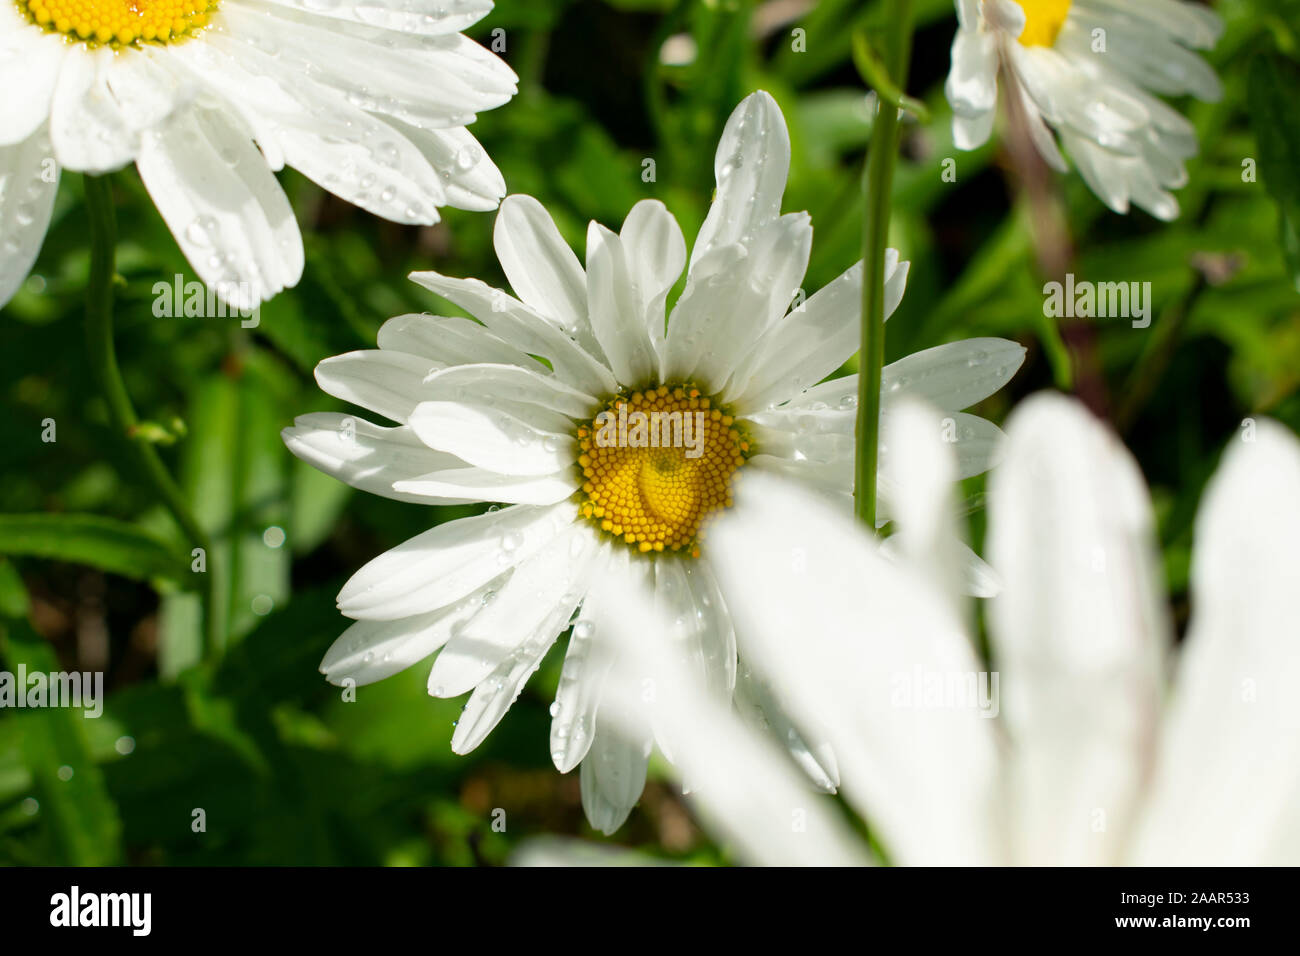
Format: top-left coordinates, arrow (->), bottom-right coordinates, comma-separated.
854,2 -> 916,529
83,174 -> 220,658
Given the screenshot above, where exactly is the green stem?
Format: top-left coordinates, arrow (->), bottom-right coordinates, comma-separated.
854,1 -> 915,529
83,174 -> 220,658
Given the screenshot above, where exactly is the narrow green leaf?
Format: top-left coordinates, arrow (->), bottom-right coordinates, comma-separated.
0,513 -> 189,583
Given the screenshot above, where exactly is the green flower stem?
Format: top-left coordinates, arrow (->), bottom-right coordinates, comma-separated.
854,1 -> 916,530
83,174 -> 220,658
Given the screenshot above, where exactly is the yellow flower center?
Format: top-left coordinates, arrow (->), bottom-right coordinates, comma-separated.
1014,0 -> 1071,47
17,0 -> 217,46
576,385 -> 749,557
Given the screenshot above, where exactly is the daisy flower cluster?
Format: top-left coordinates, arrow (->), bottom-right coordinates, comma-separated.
285,92 -> 1027,832
0,0 -> 516,309
945,0 -> 1223,220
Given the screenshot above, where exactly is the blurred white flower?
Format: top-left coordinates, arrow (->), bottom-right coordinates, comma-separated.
578,395 -> 1300,865
284,90 -> 1025,834
945,0 -> 1222,220
0,0 -> 516,308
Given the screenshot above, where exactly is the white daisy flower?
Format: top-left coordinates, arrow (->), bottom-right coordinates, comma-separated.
0,0 -> 517,309
283,91 -> 1026,834
945,0 -> 1223,220
581,396 -> 1300,865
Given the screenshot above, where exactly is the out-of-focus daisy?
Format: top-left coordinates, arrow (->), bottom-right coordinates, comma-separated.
0,0 -> 516,308
574,396 -> 1300,865
945,0 -> 1223,220
284,91 -> 1025,834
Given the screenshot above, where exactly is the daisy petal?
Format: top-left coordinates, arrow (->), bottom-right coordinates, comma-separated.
619,199 -> 686,356
1133,421 -> 1300,865
494,194 -> 591,345
579,724 -> 650,836
314,350 -> 440,424
409,271 -> 617,396
394,467 -> 577,506
0,13 -> 64,147
137,106 -> 303,309
988,395 -> 1170,865
49,47 -> 135,173
282,412 -> 470,505
711,471 -> 1000,865
260,0 -> 496,35
433,524 -> 599,699
730,253 -> 909,411
882,338 -> 1027,413
421,363 -> 599,420
586,222 -> 659,386
376,314 -> 544,371
734,666 -> 840,794
320,586 -> 493,686
337,502 -> 578,620
0,128 -> 59,309
408,400 -> 576,477
691,90 -> 790,269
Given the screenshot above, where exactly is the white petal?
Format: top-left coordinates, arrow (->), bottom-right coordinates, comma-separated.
691,91 -> 790,269
320,586 -> 492,686
136,106 -> 303,309
711,471 -> 1000,865
648,557 -> 737,763
579,724 -> 649,835
337,502 -> 577,620
409,271 -> 617,396
394,467 -> 577,506
586,222 -> 659,386
734,665 -> 840,794
376,314 -> 547,372
493,195 -> 591,344
0,127 -> 58,309
584,544 -> 870,862
550,546 -> 621,772
619,199 -> 686,357
408,400 -> 575,477
1132,421 -> 1300,865
431,524 -> 599,697
49,47 -> 135,173
397,123 -> 507,212
729,252 -> 909,412
282,411 -> 470,505
666,213 -> 813,393
260,0 -> 496,35
988,394 -> 1170,865
945,27 -> 999,117
449,628 -> 562,755
217,4 -> 513,130
421,363 -> 598,420
882,338 -> 1027,413
0,14 -> 65,147
314,349 -> 440,424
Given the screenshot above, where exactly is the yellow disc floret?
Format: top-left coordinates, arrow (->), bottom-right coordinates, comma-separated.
576,385 -> 749,557
1013,0 -> 1071,47
18,0 -> 217,47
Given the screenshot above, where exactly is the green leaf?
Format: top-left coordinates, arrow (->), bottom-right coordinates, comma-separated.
0,622 -> 124,865
1247,54 -> 1300,291
0,513 -> 189,583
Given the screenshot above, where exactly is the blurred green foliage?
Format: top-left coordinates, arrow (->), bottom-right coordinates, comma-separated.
1,0 -> 1297,865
